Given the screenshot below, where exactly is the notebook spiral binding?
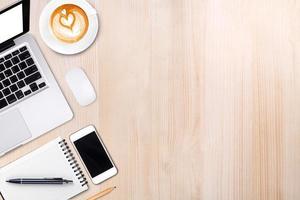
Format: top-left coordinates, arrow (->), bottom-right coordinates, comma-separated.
59,139 -> 88,187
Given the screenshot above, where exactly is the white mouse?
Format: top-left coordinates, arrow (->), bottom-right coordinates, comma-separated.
65,68 -> 96,106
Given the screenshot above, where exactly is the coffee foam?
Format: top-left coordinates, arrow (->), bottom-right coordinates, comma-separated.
50,4 -> 89,43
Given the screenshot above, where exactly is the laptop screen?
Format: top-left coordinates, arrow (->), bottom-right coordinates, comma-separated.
0,4 -> 23,44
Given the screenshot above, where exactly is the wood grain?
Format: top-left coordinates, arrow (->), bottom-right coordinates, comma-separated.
0,0 -> 300,199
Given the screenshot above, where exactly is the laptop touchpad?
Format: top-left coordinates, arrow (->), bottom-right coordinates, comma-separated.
0,109 -> 32,155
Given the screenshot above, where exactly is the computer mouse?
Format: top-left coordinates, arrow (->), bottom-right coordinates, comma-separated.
65,68 -> 96,106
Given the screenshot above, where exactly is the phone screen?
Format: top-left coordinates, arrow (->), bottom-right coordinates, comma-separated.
74,132 -> 114,178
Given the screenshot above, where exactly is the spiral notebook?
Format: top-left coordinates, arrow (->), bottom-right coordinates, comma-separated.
0,137 -> 88,200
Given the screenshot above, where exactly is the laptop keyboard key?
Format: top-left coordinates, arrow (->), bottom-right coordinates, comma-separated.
18,61 -> 27,70
17,80 -> 25,88
24,65 -> 38,76
9,75 -> 18,83
10,84 -> 18,92
4,60 -> 12,68
38,82 -> 46,88
24,72 -> 41,85
6,94 -> 17,104
0,73 -> 5,81
29,83 -> 38,92
11,65 -> 20,73
2,79 -> 10,87
11,56 -> 20,65
19,51 -> 30,60
12,50 -> 19,56
0,98 -> 7,109
15,90 -> 24,99
24,90 -> 31,96
20,46 -> 27,52
4,69 -> 12,77
17,72 -> 25,81
2,88 -> 10,96
0,83 -> 3,90
4,54 -> 12,60
0,58 -> 4,63
26,58 -> 34,66
0,64 -> 5,72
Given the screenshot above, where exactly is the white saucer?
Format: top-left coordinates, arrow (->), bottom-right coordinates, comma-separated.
39,0 -> 99,55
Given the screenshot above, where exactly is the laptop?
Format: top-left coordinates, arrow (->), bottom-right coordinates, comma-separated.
0,0 -> 73,156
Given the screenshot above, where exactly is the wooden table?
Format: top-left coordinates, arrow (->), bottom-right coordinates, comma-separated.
1,0 -> 300,199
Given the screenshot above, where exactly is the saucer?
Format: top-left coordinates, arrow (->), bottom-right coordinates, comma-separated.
39,0 -> 98,55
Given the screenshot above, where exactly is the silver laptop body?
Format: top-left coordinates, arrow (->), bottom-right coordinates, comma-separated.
0,0 -> 73,156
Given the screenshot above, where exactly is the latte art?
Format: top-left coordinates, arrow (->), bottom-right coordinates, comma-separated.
50,4 -> 89,43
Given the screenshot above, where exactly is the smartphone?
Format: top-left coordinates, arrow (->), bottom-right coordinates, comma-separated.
70,125 -> 118,184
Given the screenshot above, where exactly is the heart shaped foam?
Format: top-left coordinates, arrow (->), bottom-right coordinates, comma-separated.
59,9 -> 76,29
50,4 -> 89,43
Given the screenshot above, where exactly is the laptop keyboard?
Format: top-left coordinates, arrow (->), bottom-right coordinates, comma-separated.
0,45 -> 47,110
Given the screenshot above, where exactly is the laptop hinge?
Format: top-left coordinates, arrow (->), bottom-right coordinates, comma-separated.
0,40 -> 15,54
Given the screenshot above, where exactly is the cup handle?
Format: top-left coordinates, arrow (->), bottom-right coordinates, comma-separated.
90,8 -> 97,15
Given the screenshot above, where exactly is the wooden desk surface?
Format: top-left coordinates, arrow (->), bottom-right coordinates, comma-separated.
1,0 -> 300,199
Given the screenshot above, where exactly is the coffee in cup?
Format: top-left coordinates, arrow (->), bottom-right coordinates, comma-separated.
50,4 -> 89,43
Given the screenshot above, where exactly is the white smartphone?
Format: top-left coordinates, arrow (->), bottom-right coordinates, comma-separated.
70,125 -> 118,184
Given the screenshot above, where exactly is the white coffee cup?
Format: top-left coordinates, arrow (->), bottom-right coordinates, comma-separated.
39,0 -> 98,55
